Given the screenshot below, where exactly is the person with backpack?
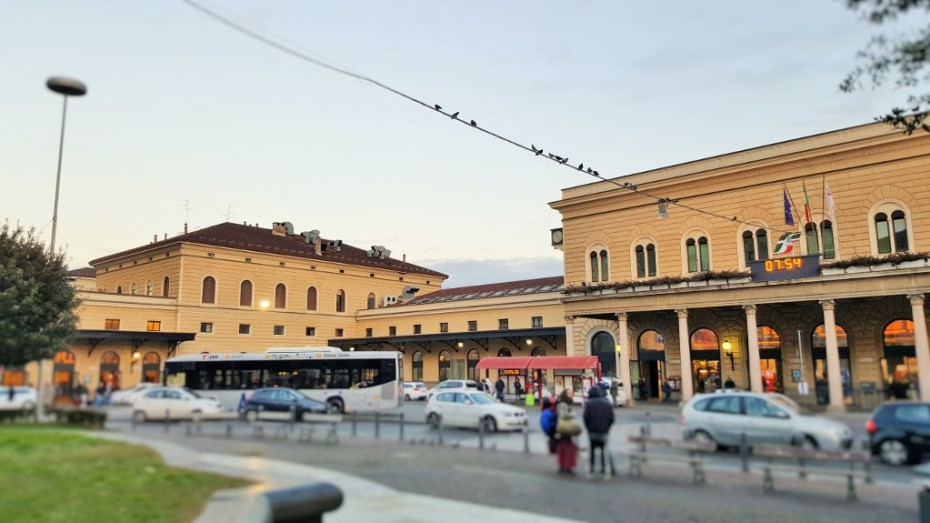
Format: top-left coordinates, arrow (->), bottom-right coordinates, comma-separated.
583,385 -> 616,477
539,397 -> 557,455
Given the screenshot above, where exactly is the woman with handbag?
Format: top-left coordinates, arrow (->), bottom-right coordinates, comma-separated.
554,389 -> 580,474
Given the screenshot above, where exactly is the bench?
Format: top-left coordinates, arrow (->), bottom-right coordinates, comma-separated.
752,444 -> 872,501
182,411 -> 239,436
627,436 -> 716,485
296,414 -> 343,444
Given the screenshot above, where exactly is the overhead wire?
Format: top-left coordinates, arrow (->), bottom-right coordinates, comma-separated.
183,0 -> 802,238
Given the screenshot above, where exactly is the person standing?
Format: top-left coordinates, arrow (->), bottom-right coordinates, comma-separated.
583,385 -> 615,477
554,389 -> 580,475
637,377 -> 648,401
495,377 -> 505,402
513,377 -> 523,403
539,397 -> 557,454
724,377 -> 736,390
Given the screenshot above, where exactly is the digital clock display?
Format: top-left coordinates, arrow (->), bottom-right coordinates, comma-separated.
748,254 -> 820,281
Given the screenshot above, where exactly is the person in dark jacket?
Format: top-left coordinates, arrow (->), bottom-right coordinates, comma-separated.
539,397 -> 557,454
583,385 -> 615,477
495,377 -> 506,402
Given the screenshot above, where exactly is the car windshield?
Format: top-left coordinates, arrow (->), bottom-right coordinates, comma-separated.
768,394 -> 801,414
469,393 -> 496,405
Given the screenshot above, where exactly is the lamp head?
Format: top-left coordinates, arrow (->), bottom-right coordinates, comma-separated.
47,76 -> 87,96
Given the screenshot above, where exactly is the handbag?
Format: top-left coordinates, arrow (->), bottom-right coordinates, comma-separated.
555,415 -> 582,437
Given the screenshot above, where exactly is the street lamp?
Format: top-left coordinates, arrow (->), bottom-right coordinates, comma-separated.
723,340 -> 735,370
38,76 -> 86,420
46,76 -> 87,252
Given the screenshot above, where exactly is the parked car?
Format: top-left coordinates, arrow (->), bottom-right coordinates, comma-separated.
425,390 -> 526,432
110,383 -> 159,406
427,379 -> 479,400
0,386 -> 36,412
403,382 -> 428,401
132,386 -> 223,422
241,387 -> 328,422
681,391 -> 854,451
867,401 -> 930,466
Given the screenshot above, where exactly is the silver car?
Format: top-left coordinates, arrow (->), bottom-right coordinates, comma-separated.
681,391 -> 854,451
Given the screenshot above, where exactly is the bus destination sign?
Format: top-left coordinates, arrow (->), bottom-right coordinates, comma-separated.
748,254 -> 820,282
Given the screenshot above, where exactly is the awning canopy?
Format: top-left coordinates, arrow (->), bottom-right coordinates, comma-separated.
475,356 -> 600,372
474,357 -> 535,371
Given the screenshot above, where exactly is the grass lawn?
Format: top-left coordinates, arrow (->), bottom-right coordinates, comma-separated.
0,428 -> 251,522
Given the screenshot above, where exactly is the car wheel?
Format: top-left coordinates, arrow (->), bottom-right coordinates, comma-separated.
404,394 -> 411,401
692,430 -> 717,451
796,435 -> 819,450
132,410 -> 147,423
427,412 -> 441,429
878,439 -> 911,466
327,398 -> 344,414
245,409 -> 259,423
481,416 -> 498,433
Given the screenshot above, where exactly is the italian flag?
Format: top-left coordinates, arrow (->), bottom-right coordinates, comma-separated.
802,181 -> 812,223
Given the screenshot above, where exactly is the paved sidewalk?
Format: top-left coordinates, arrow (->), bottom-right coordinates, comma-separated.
94,432 -> 580,523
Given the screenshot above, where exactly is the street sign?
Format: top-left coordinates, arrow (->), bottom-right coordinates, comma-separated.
798,381 -> 809,396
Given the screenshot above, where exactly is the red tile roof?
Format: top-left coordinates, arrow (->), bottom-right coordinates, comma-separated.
66,267 -> 96,278
88,222 -> 448,279
402,276 -> 564,305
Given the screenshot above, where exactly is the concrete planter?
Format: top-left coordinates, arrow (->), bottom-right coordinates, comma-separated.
870,262 -> 895,272
727,277 -> 751,285
669,282 -> 689,289
845,265 -> 869,274
820,267 -> 844,276
633,285 -> 651,292
650,283 -> 670,291
688,280 -> 708,287
707,278 -> 728,286
898,259 -> 927,269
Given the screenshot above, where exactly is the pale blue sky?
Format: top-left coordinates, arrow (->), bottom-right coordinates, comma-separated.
0,1 -> 921,287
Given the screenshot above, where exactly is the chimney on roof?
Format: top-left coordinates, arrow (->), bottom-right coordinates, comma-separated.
164,233 -> 167,241
184,223 -> 188,234
403,254 -> 406,262
153,234 -> 157,243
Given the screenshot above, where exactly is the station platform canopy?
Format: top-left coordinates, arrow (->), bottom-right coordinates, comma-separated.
475,355 -> 599,372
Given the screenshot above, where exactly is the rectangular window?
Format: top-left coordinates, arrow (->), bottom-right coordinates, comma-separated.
699,241 -> 710,272
468,320 -> 478,332
893,214 -> 909,251
646,245 -> 657,276
105,319 -> 120,330
335,328 -> 344,337
306,327 -> 316,336
440,322 -> 449,333
146,320 -> 161,332
200,322 -> 213,333
532,316 -> 543,328
389,326 -> 397,336
877,219 -> 892,254
366,328 -> 373,337
273,325 -> 285,336
687,243 -> 698,273
239,324 -> 251,335
498,318 -> 509,330
413,324 -> 422,335
636,248 -> 646,278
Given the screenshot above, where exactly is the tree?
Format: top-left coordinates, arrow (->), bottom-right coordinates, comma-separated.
0,223 -> 78,368
841,0 -> 930,133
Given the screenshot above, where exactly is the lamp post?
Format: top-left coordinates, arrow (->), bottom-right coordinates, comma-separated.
39,76 -> 87,419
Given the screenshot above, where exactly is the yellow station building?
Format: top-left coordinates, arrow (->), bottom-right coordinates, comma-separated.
20,121 -> 930,411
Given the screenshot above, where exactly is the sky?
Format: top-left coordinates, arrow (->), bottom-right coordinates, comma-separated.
1,1 -> 924,288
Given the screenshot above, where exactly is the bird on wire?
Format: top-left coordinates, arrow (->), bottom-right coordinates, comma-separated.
578,163 -> 584,171
532,145 -> 544,156
470,120 -> 477,127
451,112 -> 459,119
434,104 -> 442,110
560,157 -> 569,165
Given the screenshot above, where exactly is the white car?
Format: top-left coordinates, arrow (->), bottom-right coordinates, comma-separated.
427,379 -> 480,401
0,386 -> 36,412
403,382 -> 428,401
426,390 -> 527,432
132,386 -> 223,422
110,383 -> 159,406
681,391 -> 854,451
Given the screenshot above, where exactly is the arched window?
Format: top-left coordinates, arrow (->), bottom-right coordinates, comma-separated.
201,277 -> 216,304
589,251 -> 599,282
130,283 -> 137,295
274,283 -> 287,309
690,328 -> 719,351
685,236 -> 711,272
821,220 -> 836,259
100,351 -> 121,389
162,277 -> 170,297
874,208 -> 910,254
53,350 -> 76,365
742,228 -> 769,263
757,325 -> 782,393
498,348 -> 512,357
335,290 -> 346,313
635,243 -> 657,278
600,250 -> 610,281
531,347 -> 547,357
467,349 -> 480,381
438,350 -> 451,381
142,352 -> 161,383
53,351 -> 76,395
239,280 -> 253,307
638,330 -> 666,360
591,331 -> 616,378
811,323 -> 852,405
412,351 -> 424,381
367,293 -> 376,310
883,319 -> 917,389
306,286 -> 317,311
805,222 -> 819,254
116,286 -> 122,295
588,248 -> 609,282
145,280 -> 153,296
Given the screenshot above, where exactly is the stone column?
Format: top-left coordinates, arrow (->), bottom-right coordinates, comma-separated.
564,316 -> 576,356
676,309 -> 693,401
821,300 -> 844,412
909,294 -> 930,401
744,305 -> 762,393
617,313 -> 634,407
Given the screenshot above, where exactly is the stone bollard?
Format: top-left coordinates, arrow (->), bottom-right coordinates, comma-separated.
645,410 -> 652,437
164,410 -> 170,433
740,432 -> 749,473
398,412 -> 405,442
375,411 -> 381,439
290,405 -> 297,432
351,414 -> 357,437
226,422 -> 233,438
437,415 -> 443,446
478,418 -> 485,450
523,425 -> 530,454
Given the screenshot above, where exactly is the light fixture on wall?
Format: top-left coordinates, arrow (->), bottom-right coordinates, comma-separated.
722,340 -> 734,370
457,341 -> 464,349
657,200 -> 669,219
259,299 -> 270,310
130,350 -> 142,372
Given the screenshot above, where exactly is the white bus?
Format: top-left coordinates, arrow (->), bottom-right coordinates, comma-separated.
164,347 -> 403,413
